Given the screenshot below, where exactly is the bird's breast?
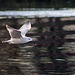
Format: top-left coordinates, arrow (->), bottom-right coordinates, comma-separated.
12,38 -> 26,43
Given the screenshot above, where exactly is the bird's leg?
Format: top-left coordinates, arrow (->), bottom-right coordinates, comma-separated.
9,42 -> 15,44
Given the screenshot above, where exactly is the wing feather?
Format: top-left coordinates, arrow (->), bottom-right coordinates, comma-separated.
19,21 -> 31,37
6,25 -> 22,38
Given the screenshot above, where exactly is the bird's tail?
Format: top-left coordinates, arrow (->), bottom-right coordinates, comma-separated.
2,41 -> 8,43
2,40 -> 11,43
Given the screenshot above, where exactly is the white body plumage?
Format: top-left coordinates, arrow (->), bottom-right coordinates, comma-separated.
2,21 -> 32,44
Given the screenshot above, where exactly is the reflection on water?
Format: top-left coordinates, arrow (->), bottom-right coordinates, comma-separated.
0,9 -> 75,18
0,17 -> 72,75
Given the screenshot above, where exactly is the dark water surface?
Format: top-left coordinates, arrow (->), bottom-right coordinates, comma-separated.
0,17 -> 74,75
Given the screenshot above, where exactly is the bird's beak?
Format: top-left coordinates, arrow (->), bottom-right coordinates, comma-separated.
6,25 -> 8,28
33,38 -> 37,41
30,39 -> 33,41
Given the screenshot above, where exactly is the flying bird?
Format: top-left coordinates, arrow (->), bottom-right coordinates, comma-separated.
2,21 -> 32,44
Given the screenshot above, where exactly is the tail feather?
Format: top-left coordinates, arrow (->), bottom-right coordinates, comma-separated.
2,40 -> 11,43
2,40 -> 9,43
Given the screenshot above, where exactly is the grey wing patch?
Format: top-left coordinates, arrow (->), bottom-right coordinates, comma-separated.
11,30 -> 22,38
6,25 -> 22,38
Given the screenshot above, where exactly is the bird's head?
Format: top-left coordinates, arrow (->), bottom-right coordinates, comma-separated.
27,37 -> 33,42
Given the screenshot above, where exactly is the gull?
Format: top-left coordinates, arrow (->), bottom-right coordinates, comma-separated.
2,21 -> 32,44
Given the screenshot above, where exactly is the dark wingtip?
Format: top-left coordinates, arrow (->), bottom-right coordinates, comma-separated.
26,21 -> 30,24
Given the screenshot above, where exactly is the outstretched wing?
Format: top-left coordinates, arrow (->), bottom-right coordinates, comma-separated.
19,21 -> 31,37
6,25 -> 22,38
